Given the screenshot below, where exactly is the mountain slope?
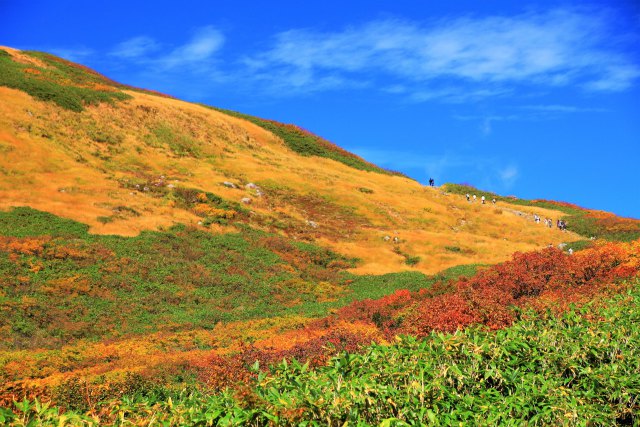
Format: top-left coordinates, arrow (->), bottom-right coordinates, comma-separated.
0,47 -> 582,276
1,46 -> 639,407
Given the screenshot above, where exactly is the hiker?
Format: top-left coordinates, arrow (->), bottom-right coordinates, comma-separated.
481,195 -> 486,204
492,198 -> 496,204
568,248 -> 574,255
466,193 -> 470,202
429,178 -> 435,187
473,195 -> 477,202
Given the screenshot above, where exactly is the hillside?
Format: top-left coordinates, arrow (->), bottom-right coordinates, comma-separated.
0,46 -> 586,277
1,46 -> 639,424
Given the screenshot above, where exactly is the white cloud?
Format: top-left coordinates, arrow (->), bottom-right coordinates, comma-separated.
499,165 -> 519,188
245,8 -> 639,99
110,36 -> 160,59
109,26 -> 225,71
159,26 -> 224,68
49,47 -> 94,62
520,104 -> 609,113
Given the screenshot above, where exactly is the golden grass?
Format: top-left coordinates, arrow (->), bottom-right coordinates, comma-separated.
0,85 -> 580,275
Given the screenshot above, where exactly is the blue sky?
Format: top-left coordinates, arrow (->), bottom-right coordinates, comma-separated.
2,0 -> 639,218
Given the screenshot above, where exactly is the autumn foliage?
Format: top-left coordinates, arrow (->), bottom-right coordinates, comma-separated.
194,241 -> 640,390
334,241 -> 640,336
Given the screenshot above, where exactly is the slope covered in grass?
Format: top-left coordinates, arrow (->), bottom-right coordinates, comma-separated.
0,47 -> 584,276
208,106 -> 406,177
0,48 -> 131,112
444,183 -> 640,242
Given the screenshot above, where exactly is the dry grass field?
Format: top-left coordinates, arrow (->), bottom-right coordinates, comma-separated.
0,47 -> 578,276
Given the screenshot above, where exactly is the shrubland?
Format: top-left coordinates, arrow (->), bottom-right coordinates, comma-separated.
2,279 -> 638,426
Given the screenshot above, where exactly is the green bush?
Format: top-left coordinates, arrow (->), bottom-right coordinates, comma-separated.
6,280 -> 639,425
0,49 -> 130,112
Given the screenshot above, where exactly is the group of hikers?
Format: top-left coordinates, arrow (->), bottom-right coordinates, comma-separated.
465,193 -> 496,205
429,181 -> 569,233
534,214 -> 567,231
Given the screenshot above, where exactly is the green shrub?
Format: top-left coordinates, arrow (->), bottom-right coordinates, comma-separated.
0,49 -> 130,112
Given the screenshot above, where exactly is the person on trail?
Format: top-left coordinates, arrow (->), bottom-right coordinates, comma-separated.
466,193 -> 470,202
568,248 -> 574,255
429,178 -> 435,187
481,195 -> 486,204
473,195 -> 477,202
492,198 -> 496,204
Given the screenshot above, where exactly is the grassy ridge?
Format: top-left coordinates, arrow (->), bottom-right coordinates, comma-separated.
208,106 -> 408,177
0,49 -> 130,112
443,183 -> 640,242
3,280 -> 638,425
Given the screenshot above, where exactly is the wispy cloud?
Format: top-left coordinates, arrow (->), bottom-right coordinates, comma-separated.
245,7 -> 639,99
109,26 -> 225,71
49,47 -> 94,62
499,165 -> 519,188
455,102 -> 610,135
520,104 -> 609,113
159,26 -> 224,69
110,36 -> 160,59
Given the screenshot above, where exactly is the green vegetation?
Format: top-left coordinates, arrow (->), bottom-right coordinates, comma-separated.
443,183 -> 640,242
204,106 -> 408,177
0,49 -> 130,112
144,124 -> 202,157
3,280 -> 638,425
392,246 -> 423,266
0,208 -> 475,352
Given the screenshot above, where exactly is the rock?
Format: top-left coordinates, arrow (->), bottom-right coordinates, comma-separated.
245,183 -> 259,190
167,184 -> 175,189
241,197 -> 252,204
255,190 -> 264,197
197,221 -> 203,225
306,220 -> 319,229
143,186 -> 150,192
223,181 -> 237,189
393,237 -> 400,244
558,243 -> 567,249
383,235 -> 391,242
